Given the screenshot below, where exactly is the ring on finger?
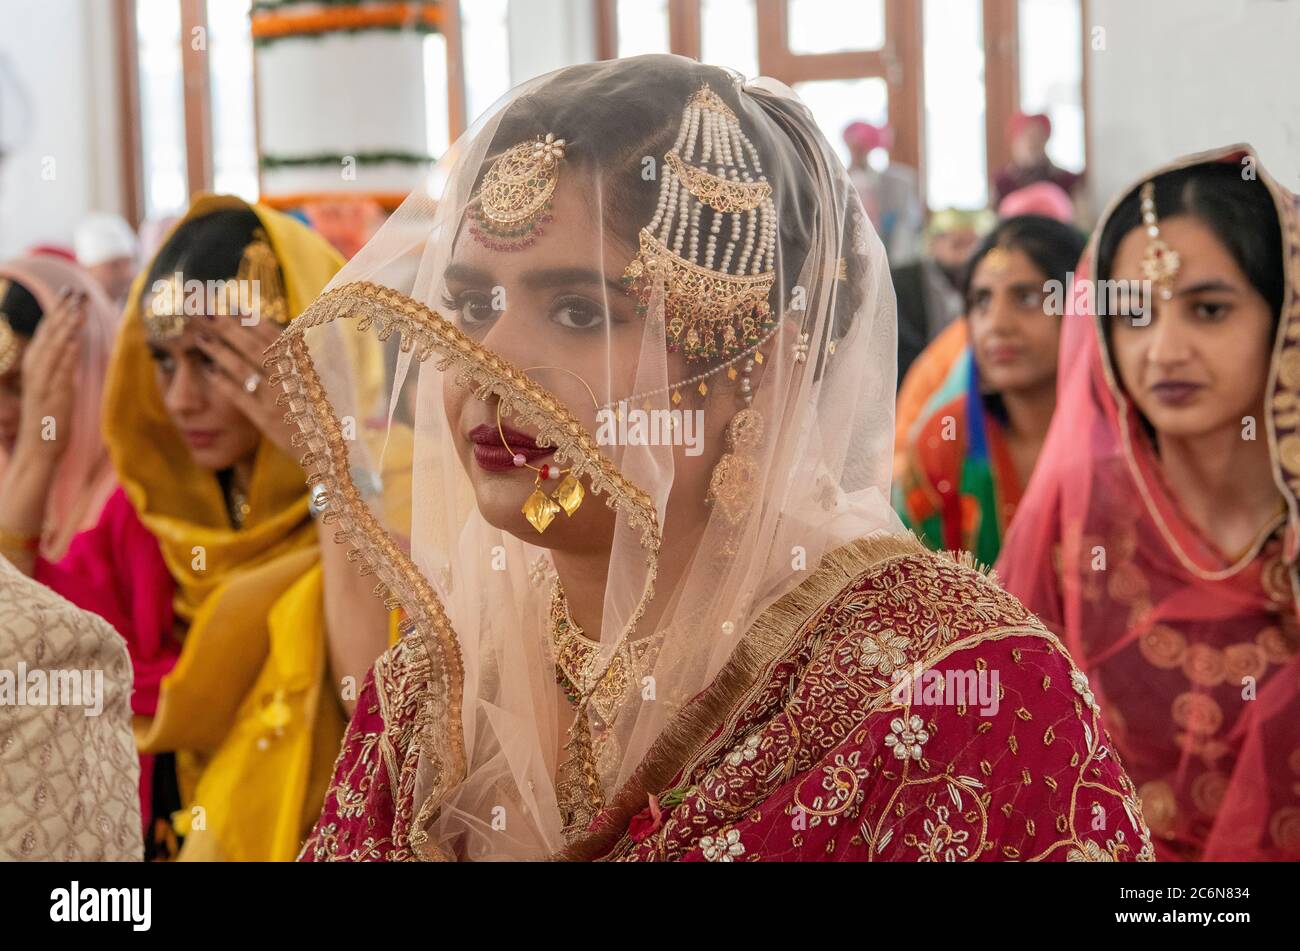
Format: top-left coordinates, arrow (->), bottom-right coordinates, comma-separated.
243,372 -> 262,395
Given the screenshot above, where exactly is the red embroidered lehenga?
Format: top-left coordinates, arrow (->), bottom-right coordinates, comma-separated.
269,56 -> 1151,862
997,145 -> 1300,861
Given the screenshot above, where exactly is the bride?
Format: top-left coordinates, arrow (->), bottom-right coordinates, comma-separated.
270,55 -> 1151,861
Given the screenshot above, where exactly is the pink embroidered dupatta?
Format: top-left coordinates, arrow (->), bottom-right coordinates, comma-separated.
996,145 -> 1300,860
0,255 -> 118,559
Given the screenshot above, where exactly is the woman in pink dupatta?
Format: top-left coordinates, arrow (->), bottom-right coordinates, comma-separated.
997,145 -> 1300,860
0,255 -> 118,561
0,253 -> 177,848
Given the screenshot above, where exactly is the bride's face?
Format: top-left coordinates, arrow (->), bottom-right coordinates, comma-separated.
440,175 -> 735,551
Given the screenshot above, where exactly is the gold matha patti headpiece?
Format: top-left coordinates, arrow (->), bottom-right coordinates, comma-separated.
981,246 -> 1013,273
621,84 -> 779,363
469,132 -> 566,251
236,228 -> 289,325
1140,181 -> 1180,302
0,278 -> 17,375
141,228 -> 288,340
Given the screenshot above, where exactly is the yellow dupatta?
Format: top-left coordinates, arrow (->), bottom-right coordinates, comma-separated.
103,194 -> 360,861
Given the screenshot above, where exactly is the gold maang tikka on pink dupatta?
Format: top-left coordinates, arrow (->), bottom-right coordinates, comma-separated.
1139,180 -> 1181,302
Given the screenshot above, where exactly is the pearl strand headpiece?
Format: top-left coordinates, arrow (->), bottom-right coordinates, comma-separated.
620,84 -> 779,364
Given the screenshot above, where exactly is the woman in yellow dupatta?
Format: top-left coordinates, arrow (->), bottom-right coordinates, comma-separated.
34,194 -> 398,860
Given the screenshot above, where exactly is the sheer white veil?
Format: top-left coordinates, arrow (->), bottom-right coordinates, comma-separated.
269,55 -> 901,859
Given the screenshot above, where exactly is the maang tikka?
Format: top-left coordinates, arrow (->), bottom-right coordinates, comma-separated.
141,228 -> 288,341
621,84 -> 779,364
469,133 -> 567,251
1140,180 -> 1180,302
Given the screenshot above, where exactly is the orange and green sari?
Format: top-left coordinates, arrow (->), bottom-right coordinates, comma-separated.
895,351 -> 1023,565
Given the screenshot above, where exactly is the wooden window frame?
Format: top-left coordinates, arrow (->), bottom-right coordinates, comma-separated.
594,0 -> 1089,210
179,0 -> 214,197
982,0 -> 1018,191
113,0 -> 144,227
594,0 -> 924,193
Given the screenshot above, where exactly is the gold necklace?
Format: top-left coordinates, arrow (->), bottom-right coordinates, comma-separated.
227,483 -> 251,530
549,581 -> 660,725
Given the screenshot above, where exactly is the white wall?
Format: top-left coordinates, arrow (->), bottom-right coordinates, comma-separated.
1085,0 -> 1300,211
0,0 -> 123,259
508,0 -> 596,85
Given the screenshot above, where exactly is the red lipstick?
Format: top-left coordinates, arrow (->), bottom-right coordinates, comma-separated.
468,423 -> 554,473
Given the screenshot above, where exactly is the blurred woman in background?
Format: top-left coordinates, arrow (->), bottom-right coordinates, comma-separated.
896,215 -> 1085,564
0,255 -> 117,566
998,147 -> 1300,860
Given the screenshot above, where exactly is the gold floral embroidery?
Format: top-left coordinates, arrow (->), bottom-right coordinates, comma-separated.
884,715 -> 929,762
1171,691 -> 1223,736
1067,839 -> 1114,862
606,550 -> 1154,863
699,827 -> 745,862
908,803 -> 972,862
858,629 -> 910,677
1270,806 -> 1300,851
1138,779 -> 1178,838
1139,624 -> 1186,669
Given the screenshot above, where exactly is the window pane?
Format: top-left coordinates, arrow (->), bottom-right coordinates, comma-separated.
207,0 -> 258,201
461,0 -> 511,125
792,77 -> 888,170
700,0 -> 758,78
424,33 -> 450,158
923,0 -> 987,208
136,0 -> 187,217
788,0 -> 885,55
617,0 -> 670,58
1018,0 -> 1084,172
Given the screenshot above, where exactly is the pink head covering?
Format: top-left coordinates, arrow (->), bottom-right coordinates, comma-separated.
26,244 -> 78,263
998,181 -> 1075,223
0,255 -> 120,558
1008,111 -> 1052,143
996,145 -> 1300,860
843,120 -> 892,154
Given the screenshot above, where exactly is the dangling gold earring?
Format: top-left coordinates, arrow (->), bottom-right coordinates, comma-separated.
706,405 -> 764,553
496,366 -> 599,534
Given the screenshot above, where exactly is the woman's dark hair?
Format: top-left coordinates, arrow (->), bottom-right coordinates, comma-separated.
1095,161 -> 1284,321
961,214 -> 1087,306
0,279 -> 43,337
145,208 -> 268,288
